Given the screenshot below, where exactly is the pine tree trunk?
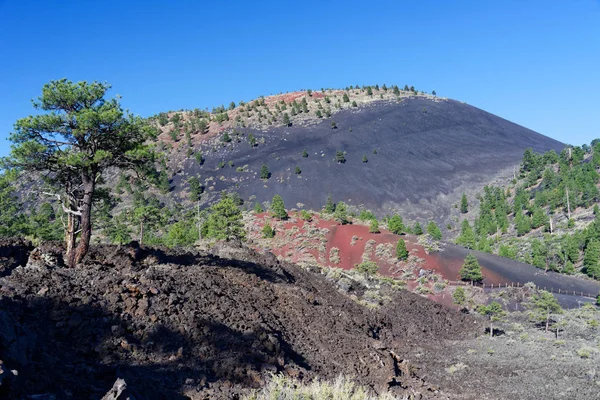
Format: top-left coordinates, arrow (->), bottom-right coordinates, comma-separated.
73,178 -> 95,266
545,310 -> 550,332
490,321 -> 493,338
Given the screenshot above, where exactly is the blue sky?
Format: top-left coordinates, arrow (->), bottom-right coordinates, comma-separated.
0,0 -> 599,157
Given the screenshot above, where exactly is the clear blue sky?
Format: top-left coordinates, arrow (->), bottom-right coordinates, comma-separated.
1,0 -> 599,157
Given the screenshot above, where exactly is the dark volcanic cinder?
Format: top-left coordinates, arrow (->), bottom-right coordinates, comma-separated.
0,241 -> 477,399
174,98 -> 564,224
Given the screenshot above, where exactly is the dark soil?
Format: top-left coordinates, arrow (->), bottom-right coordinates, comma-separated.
0,239 -> 478,399
172,98 -> 564,228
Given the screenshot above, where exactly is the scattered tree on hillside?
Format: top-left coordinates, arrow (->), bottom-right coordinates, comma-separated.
229,101 -> 236,110
302,149 -> 309,158
530,290 -> 562,332
331,121 -> 337,129
343,93 -> 350,102
324,195 -> 336,213
388,215 -> 405,235
413,222 -> 424,235
282,112 -> 291,126
248,134 -> 257,147
202,193 -> 245,241
584,239 -> 600,279
131,192 -> 164,246
254,202 -> 264,213
195,152 -> 204,165
477,302 -> 506,338
334,201 -> 349,224
460,193 -> 468,213
432,90 -> 437,96
427,221 -> 442,240
262,223 -> 275,238
271,194 -> 288,220
222,132 -> 231,142
456,220 -> 476,249
369,219 -> 380,233
352,101 -> 358,107
336,151 -> 346,164
452,287 -> 466,305
2,79 -> 155,266
366,86 -> 373,96
362,155 -> 368,163
459,253 -> 483,283
294,166 -> 301,174
0,170 -> 31,238
188,176 -> 203,201
396,239 -> 408,260
260,164 -> 271,180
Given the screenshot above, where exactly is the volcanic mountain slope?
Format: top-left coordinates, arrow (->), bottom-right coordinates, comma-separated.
161,93 -> 564,227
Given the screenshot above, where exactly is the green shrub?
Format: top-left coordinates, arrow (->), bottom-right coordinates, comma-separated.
356,261 -> 379,275
262,223 -> 275,238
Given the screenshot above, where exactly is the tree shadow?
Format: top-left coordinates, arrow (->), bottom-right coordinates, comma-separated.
0,292 -> 308,399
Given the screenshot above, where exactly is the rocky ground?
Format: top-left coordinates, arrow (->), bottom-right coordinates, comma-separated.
0,239 -> 476,399
0,239 -> 598,399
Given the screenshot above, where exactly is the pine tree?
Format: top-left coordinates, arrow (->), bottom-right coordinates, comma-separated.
584,239 -> 600,279
427,221 -> 442,240
302,149 -> 309,157
248,134 -> 257,147
4,79 -> 155,266
222,132 -> 231,142
388,215 -> 405,235
396,239 -> 408,260
203,193 -> 245,241
295,166 -> 301,174
460,193 -> 468,213
478,302 -> 506,338
455,220 -> 476,249
324,195 -> 336,213
452,287 -> 466,305
336,151 -> 346,163
343,93 -> 350,102
362,155 -> 368,163
530,290 -> 562,332
282,112 -> 291,126
260,164 -> 270,180
262,223 -> 275,238
413,222 -> 423,235
254,202 -> 264,213
334,201 -> 349,224
271,194 -> 288,220
188,176 -> 203,201
459,253 -> 483,282
369,219 -> 380,233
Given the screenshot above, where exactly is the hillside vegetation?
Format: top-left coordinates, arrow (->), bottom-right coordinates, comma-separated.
456,142 -> 600,280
